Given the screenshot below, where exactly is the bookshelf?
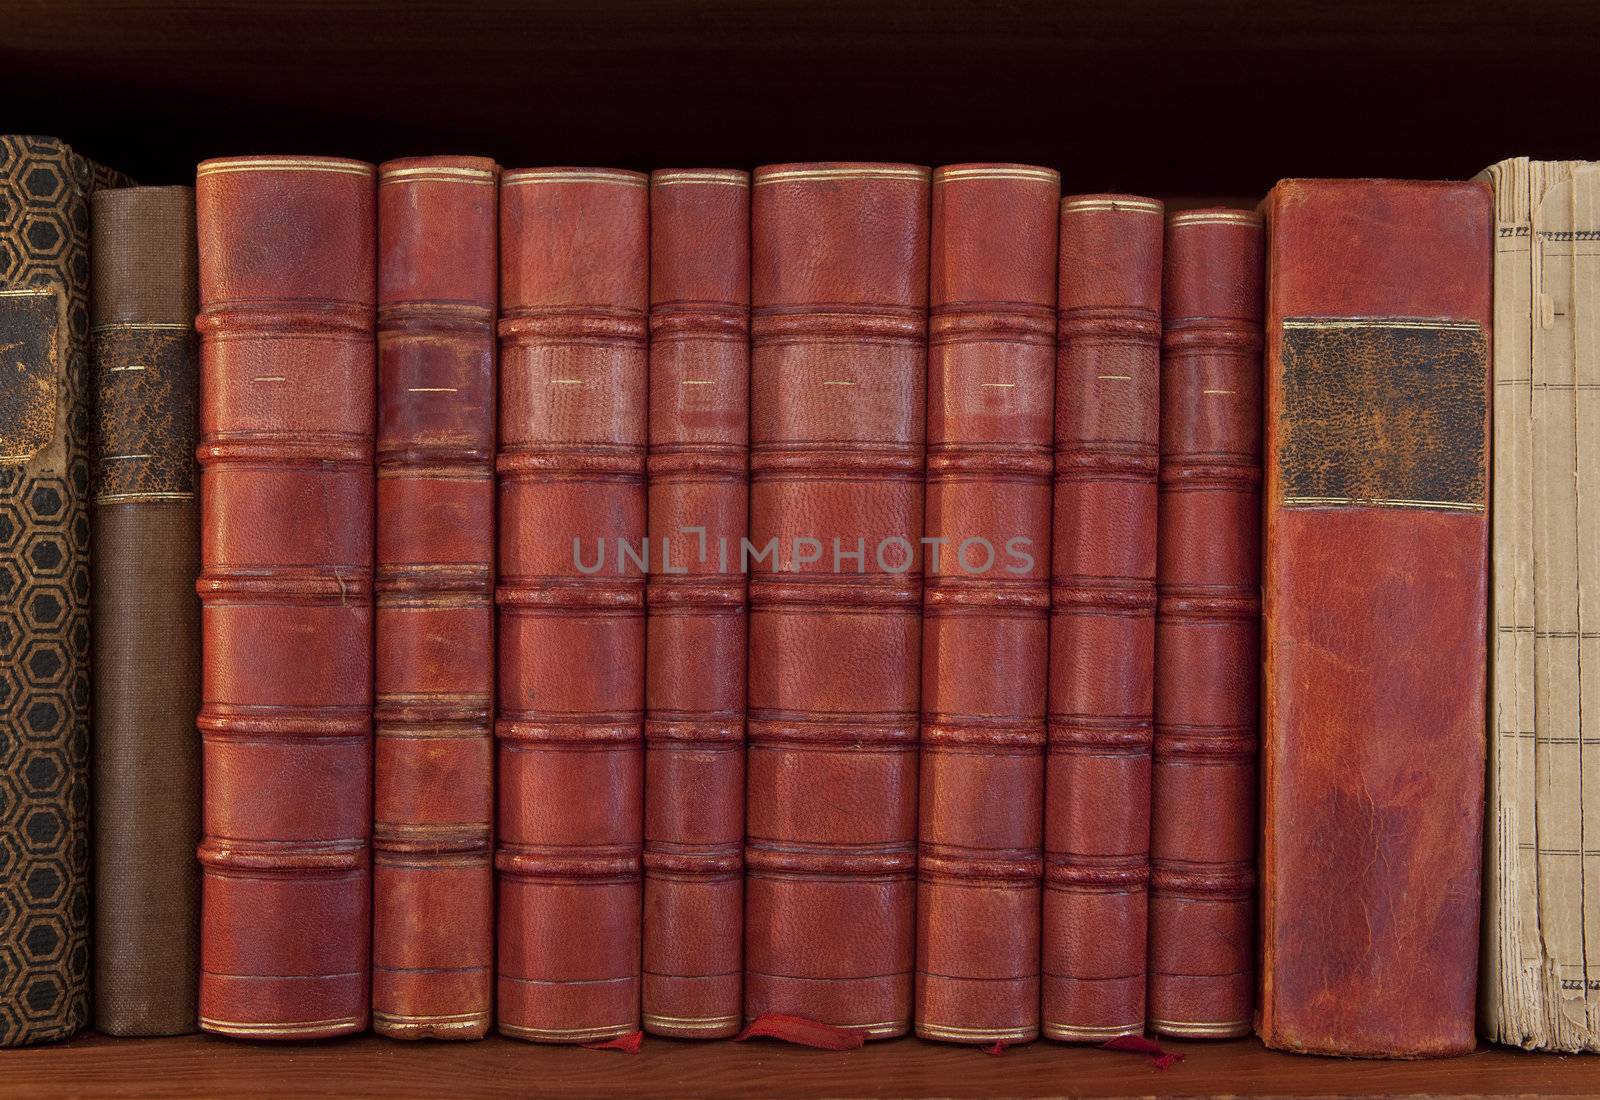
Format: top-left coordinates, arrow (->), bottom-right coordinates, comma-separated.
4,1 -> 1599,1095
10,1033 -> 1600,1099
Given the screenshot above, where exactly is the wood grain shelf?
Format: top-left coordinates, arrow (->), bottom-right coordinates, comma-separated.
6,1033 -> 1600,1099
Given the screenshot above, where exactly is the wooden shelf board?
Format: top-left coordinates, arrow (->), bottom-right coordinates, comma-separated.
4,1033 -> 1598,1098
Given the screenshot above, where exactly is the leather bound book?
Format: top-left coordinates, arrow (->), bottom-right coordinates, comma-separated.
195,156 -> 376,1040
746,162 -> 929,1039
1044,194 -> 1163,1042
643,169 -> 750,1039
90,184 -> 201,1037
373,156 -> 498,1040
0,135 -> 124,1047
497,167 -> 647,1044
916,163 -> 1057,1045
1259,178 -> 1490,1058
1147,208 -> 1263,1040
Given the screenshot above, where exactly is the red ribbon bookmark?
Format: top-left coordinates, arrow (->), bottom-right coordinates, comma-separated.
733,1013 -> 867,1050
582,1030 -> 644,1053
1100,1034 -> 1184,1071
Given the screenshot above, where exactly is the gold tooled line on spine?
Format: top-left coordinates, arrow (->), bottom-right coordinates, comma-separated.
0,287 -> 53,298
373,1010 -> 491,1025
1061,197 -> 1163,215
379,166 -> 497,184
197,158 -> 373,178
642,1013 -> 742,1029
90,321 -> 193,331
1280,317 -> 1481,331
755,167 -> 929,185
1148,1017 -> 1251,1037
934,167 -> 1060,185
1041,1021 -> 1143,1039
918,1021 -> 1038,1041
1282,495 -> 1486,512
652,171 -> 749,187
200,1015 -> 363,1036
499,1021 -> 637,1040
1168,211 -> 1261,227
95,491 -> 196,505
502,170 -> 647,188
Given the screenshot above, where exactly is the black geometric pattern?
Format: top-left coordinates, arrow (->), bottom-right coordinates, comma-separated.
0,135 -> 125,1046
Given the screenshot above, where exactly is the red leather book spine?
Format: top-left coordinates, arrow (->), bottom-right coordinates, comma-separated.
1148,208 -> 1263,1039
496,167 -> 647,1043
1259,179 -> 1489,1058
746,162 -> 929,1039
372,156 -> 498,1040
915,163 -> 1057,1045
195,156 -> 376,1040
643,169 -> 750,1039
1043,194 -> 1163,1042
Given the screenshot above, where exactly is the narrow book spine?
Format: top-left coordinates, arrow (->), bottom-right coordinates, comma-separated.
90,184 -> 202,1037
915,163 -> 1057,1045
1043,193 -> 1163,1042
1259,178 -> 1489,1058
496,167 -> 647,1043
1148,208 -> 1263,1040
745,161 -> 929,1039
195,155 -> 376,1041
372,156 -> 498,1040
0,134 -> 117,1047
643,169 -> 750,1039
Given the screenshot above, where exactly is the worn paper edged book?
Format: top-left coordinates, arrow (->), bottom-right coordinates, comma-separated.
1480,156 -> 1600,1052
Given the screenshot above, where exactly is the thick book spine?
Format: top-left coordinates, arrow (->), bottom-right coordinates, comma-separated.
0,135 -> 119,1047
643,169 -> 750,1039
1259,178 -> 1489,1058
915,163 -> 1057,1045
195,156 -> 376,1040
1147,208 -> 1263,1040
1479,158 -> 1600,1052
746,162 -> 929,1039
372,156 -> 498,1040
496,167 -> 647,1043
90,184 -> 202,1037
1043,193 -> 1163,1042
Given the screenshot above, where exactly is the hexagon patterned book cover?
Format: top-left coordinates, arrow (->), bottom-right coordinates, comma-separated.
0,134 -> 126,1046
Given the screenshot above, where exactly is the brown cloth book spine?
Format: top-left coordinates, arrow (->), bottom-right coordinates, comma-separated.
915,163 -> 1057,1045
745,162 -> 929,1039
643,169 -> 750,1039
1043,193 -> 1163,1042
372,156 -> 498,1040
90,184 -> 202,1037
496,167 -> 647,1043
195,155 -> 376,1040
1259,178 -> 1490,1058
0,134 -> 124,1047
1147,208 -> 1263,1040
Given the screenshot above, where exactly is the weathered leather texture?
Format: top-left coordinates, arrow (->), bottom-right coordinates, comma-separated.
643,169 -> 749,1039
90,184 -> 202,1037
746,162 -> 929,1039
1148,209 -> 1263,1040
1259,178 -> 1489,1058
915,164 -> 1057,1045
0,135 -> 123,1048
373,156 -> 497,1040
1044,194 -> 1163,1042
195,156 -> 376,1041
497,167 -> 647,1043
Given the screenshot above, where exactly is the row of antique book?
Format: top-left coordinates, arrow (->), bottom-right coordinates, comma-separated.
0,134 -> 1588,1058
